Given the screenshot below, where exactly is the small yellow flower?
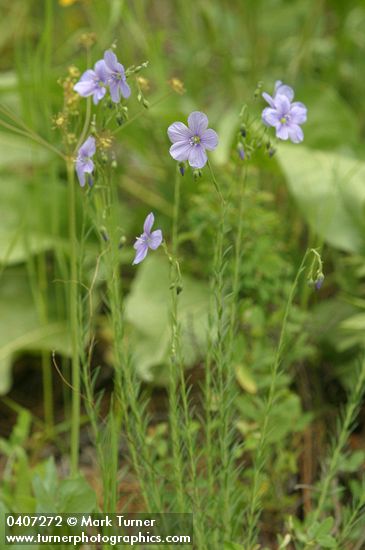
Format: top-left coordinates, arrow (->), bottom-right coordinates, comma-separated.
136,76 -> 150,92
78,32 -> 97,49
68,65 -> 80,79
59,0 -> 78,6
52,113 -> 67,130
168,78 -> 185,95
97,131 -> 114,151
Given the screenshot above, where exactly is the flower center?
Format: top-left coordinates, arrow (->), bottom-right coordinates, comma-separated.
280,115 -> 289,124
94,75 -> 105,87
112,71 -> 123,81
139,233 -> 152,246
190,135 -> 201,146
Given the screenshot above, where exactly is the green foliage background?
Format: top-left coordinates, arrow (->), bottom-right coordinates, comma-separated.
0,0 -> 365,548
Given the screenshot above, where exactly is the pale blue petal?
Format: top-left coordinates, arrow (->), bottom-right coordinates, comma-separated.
262,92 -> 275,108
93,87 -> 106,104
276,124 -> 289,140
275,82 -> 294,101
167,122 -> 191,144
290,103 -> 307,124
201,129 -> 218,151
274,80 -> 283,92
79,136 -> 96,157
133,243 -> 149,265
188,145 -> 207,168
74,79 -> 96,97
76,163 -> 86,187
274,95 -> 291,117
262,107 -> 280,127
82,159 -> 94,173
288,124 -> 304,143
188,111 -> 208,135
144,212 -> 154,234
109,80 -> 121,103
170,141 -> 191,162
120,79 -> 131,99
94,60 -> 108,82
104,50 -> 119,72
80,69 -> 96,82
149,229 -> 163,250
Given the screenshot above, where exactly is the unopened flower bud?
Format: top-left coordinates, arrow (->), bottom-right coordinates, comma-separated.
269,147 -> 276,158
176,284 -> 183,295
315,273 -> 324,290
118,235 -> 127,249
179,162 -> 185,176
100,227 -> 109,242
237,143 -> 245,160
254,81 -> 263,98
193,169 -> 202,180
240,125 -> 247,138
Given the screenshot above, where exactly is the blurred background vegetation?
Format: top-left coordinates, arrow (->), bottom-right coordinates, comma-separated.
0,0 -> 365,546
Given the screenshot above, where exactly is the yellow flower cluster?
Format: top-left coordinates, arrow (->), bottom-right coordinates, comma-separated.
59,0 -> 78,7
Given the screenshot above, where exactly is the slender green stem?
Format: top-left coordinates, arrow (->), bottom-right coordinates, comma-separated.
112,91 -> 173,136
75,96 -> 92,152
313,357 -> 365,522
67,160 -> 81,475
0,115 -> 66,160
207,159 -> 225,205
244,250 -> 310,548
204,160 -> 232,543
167,166 -> 207,546
95,175 -> 162,513
75,47 -> 92,151
167,167 -> 186,512
172,165 -> 181,256
228,166 -> 247,350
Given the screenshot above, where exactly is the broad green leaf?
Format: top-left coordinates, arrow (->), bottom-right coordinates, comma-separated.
0,267 -> 71,395
32,473 -> 57,514
308,517 -> 334,540
299,84 -> 359,151
58,477 -> 97,513
125,255 -> 210,382
0,178 -> 69,265
279,146 -> 365,254
0,132 -> 47,167
317,535 -> 337,548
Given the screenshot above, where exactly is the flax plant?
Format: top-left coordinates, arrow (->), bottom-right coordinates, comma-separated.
244,250 -> 311,548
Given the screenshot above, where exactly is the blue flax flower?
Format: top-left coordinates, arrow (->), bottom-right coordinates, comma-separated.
133,213 -> 163,265
103,50 -> 131,102
168,111 -> 218,169
75,136 -> 96,187
74,60 -> 108,105
262,81 -> 307,143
